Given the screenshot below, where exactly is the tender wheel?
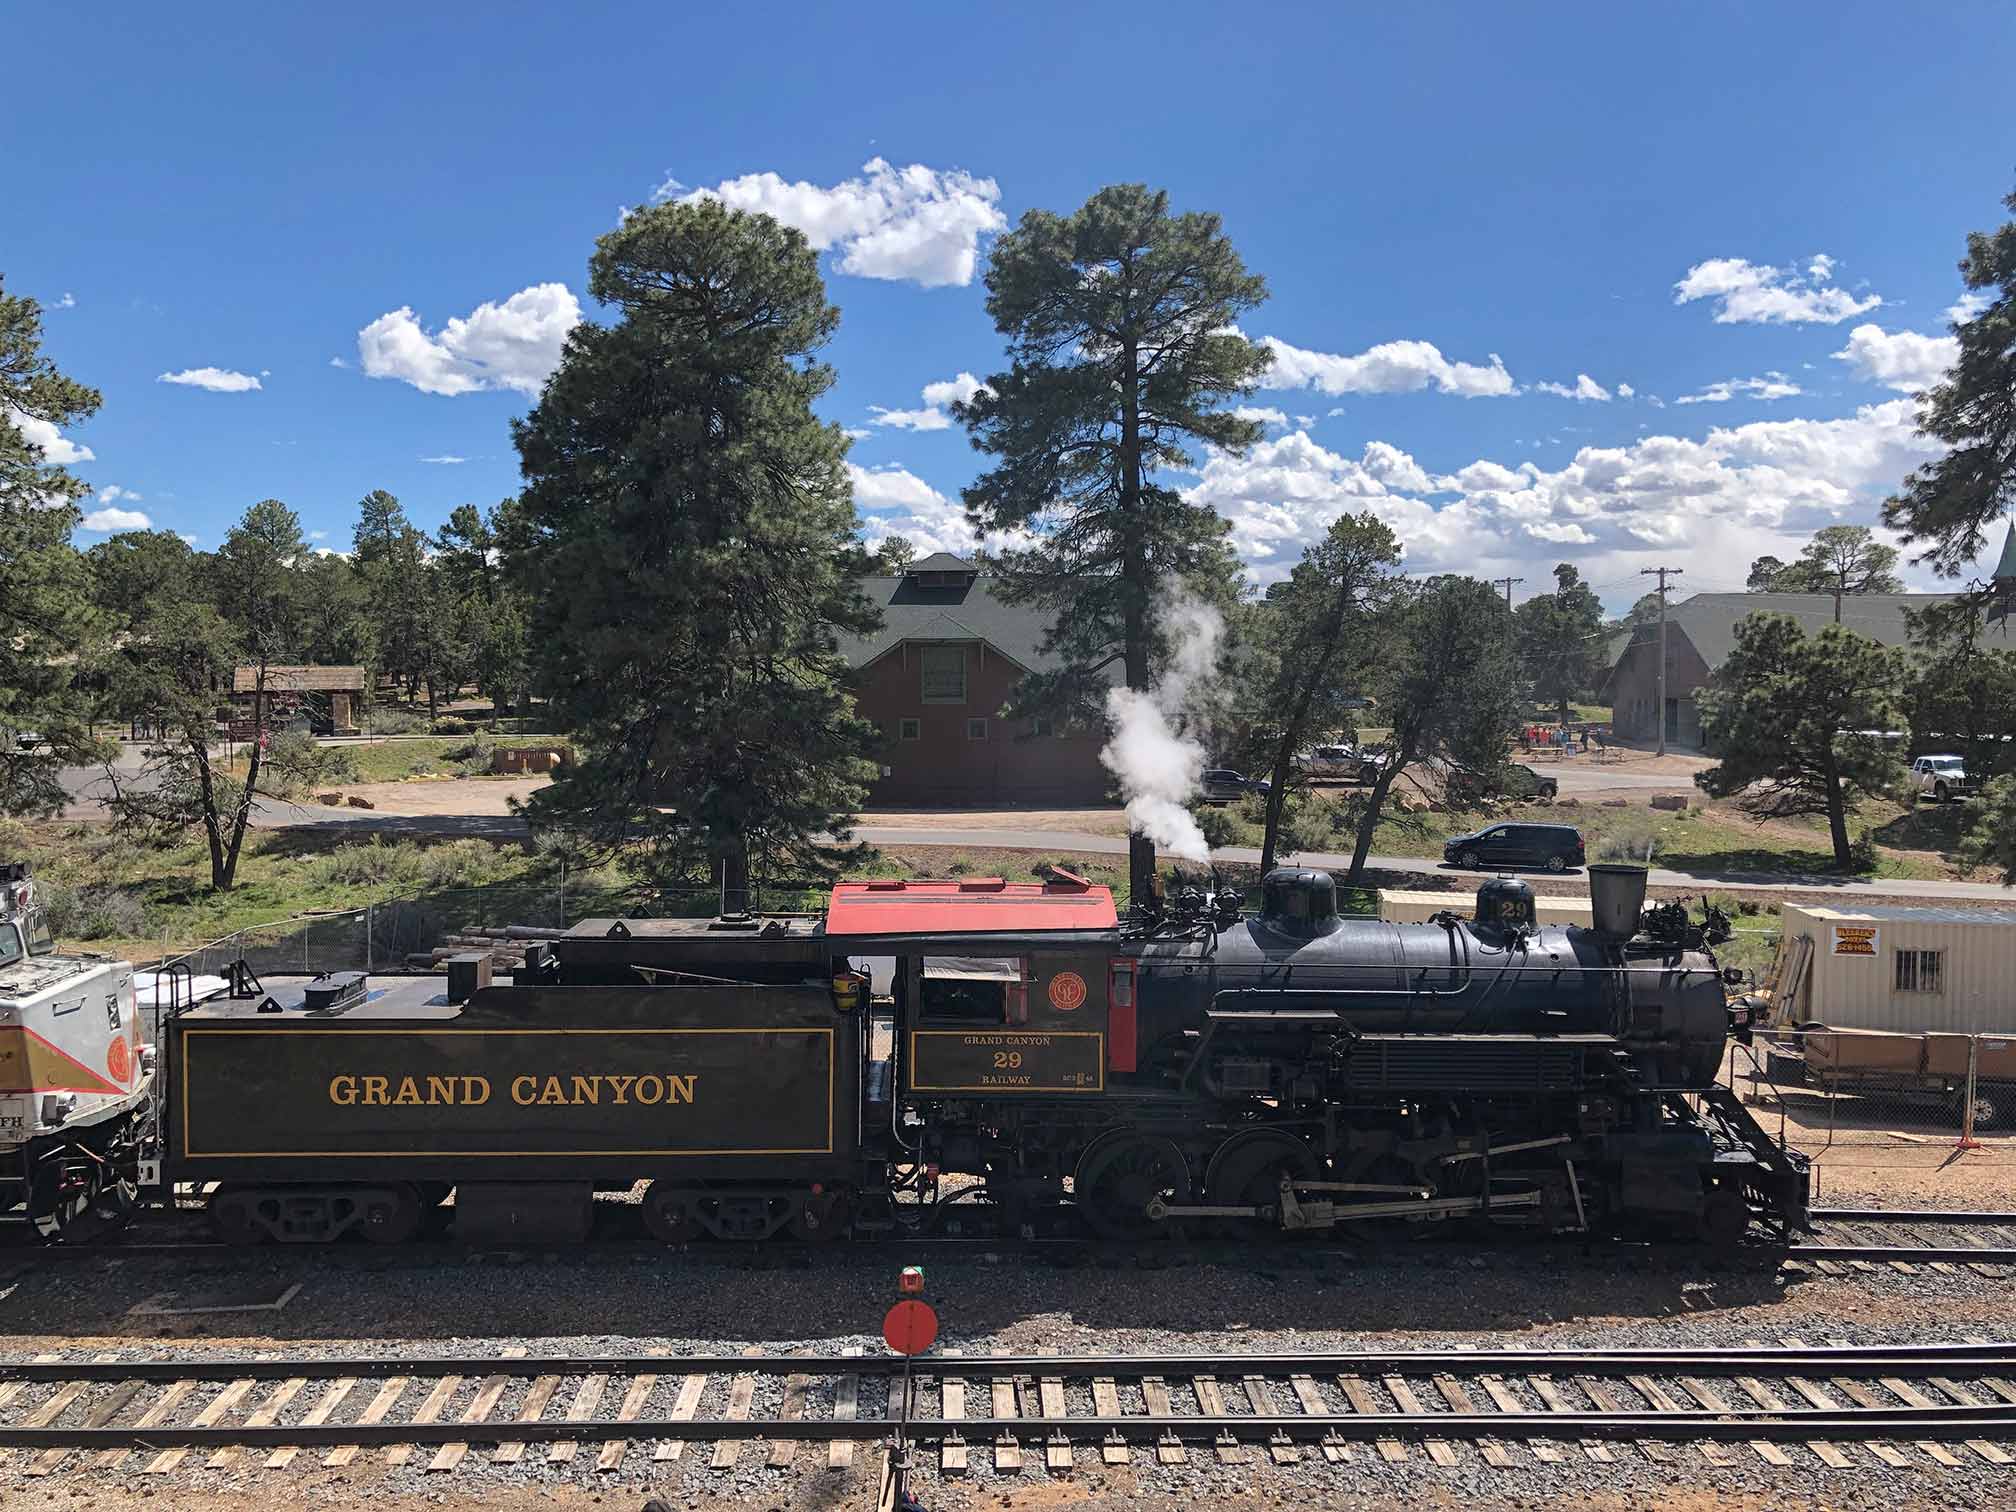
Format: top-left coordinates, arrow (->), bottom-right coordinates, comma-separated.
1203,1131 -> 1319,1236
787,1189 -> 850,1242
359,1184 -> 424,1245
209,1188 -> 269,1246
643,1184 -> 700,1244
1455,849 -> 1480,870
1072,1132 -> 1191,1241
1545,853 -> 1567,872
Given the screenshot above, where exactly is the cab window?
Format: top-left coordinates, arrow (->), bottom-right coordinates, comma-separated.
917,957 -> 1022,1024
0,924 -> 21,970
25,911 -> 53,955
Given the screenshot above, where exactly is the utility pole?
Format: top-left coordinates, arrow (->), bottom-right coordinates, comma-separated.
1493,576 -> 1524,609
1640,566 -> 1683,755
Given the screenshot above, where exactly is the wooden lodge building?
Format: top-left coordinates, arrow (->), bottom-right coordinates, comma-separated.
838,554 -> 1110,806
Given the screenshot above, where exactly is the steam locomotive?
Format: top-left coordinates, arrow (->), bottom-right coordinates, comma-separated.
2,857 -> 1808,1248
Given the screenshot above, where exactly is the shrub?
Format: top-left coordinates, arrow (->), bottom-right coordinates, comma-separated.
1594,823 -> 1659,863
434,718 -> 474,735
1190,802 -> 1246,850
1848,827 -> 1879,874
40,882 -> 149,941
0,817 -> 28,855
308,837 -> 411,887
408,757 -> 439,776
533,827 -> 598,876
365,704 -> 429,735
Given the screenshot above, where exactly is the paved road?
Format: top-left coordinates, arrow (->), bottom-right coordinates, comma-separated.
52,759 -> 2010,901
852,824 -> 2016,901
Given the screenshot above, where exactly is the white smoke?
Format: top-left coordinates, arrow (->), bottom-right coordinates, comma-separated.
1100,592 -> 1225,863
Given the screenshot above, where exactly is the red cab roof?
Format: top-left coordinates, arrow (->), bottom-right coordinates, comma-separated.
826,873 -> 1118,936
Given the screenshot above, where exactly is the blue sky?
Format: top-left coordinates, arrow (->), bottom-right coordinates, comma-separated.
9,1 -> 2012,612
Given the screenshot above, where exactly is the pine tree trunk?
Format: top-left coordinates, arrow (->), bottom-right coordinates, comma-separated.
1347,762 -> 1401,884
1119,321 -> 1156,907
716,850 -> 750,916
1821,750 -> 1851,868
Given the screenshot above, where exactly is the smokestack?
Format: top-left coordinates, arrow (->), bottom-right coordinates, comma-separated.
1586,863 -> 1648,937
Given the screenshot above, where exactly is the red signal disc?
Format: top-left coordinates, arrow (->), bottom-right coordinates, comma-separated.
882,1299 -> 939,1356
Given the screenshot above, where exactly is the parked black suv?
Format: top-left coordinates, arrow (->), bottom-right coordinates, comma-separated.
1443,822 -> 1585,873
1200,768 -> 1271,804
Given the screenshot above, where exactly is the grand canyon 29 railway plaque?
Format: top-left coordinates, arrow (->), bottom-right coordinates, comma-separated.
907,1029 -> 1104,1093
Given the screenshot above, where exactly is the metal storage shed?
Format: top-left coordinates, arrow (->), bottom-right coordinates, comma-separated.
1776,902 -> 2016,1033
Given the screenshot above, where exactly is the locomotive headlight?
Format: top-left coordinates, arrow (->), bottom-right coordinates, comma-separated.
39,1093 -> 76,1128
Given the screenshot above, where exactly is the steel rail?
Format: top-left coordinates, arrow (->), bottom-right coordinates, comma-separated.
7,1341 -> 2016,1383
1810,1208 -> 2016,1225
7,1407 -> 2016,1451
1788,1244 -> 2016,1264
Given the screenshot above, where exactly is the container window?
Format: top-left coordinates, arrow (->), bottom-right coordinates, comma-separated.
898,718 -> 920,741
1894,948 -> 1943,993
966,718 -> 987,741
919,645 -> 966,704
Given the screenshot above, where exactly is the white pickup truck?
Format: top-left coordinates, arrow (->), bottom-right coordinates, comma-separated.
1909,753 -> 1972,803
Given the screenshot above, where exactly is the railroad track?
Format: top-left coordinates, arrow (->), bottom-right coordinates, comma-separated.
4,1342 -> 2016,1479
8,1208 -> 2016,1271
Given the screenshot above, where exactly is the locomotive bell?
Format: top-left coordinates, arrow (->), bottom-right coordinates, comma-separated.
1259,868 -> 1341,939
1474,876 -> 1535,930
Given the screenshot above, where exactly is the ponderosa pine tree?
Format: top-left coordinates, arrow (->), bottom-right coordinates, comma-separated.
0,277 -> 108,814
1884,183 -> 2016,575
1694,614 -> 1906,870
1515,563 -> 1606,722
957,185 -> 1273,900
509,199 -> 879,909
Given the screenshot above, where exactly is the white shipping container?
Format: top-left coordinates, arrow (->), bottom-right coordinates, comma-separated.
1776,902 -> 2016,1033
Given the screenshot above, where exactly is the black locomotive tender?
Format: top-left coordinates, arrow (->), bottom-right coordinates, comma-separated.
157,860 -> 1808,1249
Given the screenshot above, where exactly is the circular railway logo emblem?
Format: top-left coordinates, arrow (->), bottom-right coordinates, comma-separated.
1047,971 -> 1088,1012
106,1036 -> 132,1083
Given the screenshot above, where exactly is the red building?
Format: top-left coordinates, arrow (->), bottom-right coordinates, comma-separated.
841,554 -> 1111,806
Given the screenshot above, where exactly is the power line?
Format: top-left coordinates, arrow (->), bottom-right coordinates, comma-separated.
1493,576 -> 1523,609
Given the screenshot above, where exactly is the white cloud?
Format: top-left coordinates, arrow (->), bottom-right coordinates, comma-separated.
871,370 -> 991,430
357,282 -> 581,397
1673,372 -> 1804,405
1260,334 -> 1515,398
1946,291 -> 1991,325
920,371 -> 987,409
418,454 -> 467,464
664,159 -> 1006,288
1616,382 -> 1635,399
80,506 -> 151,532
1535,374 -> 1612,401
4,407 -> 94,465
1181,398 -> 1941,598
869,405 -> 954,432
329,356 -> 349,369
177,533 -> 199,546
848,461 -> 980,556
1232,405 -> 1291,427
1834,323 -> 1958,393
842,427 -> 871,440
309,530 -> 328,540
55,292 -> 76,310
96,485 -> 142,504
157,367 -> 263,392
1673,255 -> 1881,325
311,545 -> 350,558
1325,406 -> 1347,418
1294,413 -> 1316,427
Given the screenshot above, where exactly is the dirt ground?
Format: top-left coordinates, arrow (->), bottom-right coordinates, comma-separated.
310,776 -> 551,815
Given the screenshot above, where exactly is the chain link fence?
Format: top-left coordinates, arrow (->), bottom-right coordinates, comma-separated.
151,878 -> 826,982
1727,1027 -> 2016,1204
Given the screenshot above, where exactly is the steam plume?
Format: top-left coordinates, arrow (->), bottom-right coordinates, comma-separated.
1100,591 -> 1224,863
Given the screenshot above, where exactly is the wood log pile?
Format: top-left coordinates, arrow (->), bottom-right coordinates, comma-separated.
404,922 -> 570,973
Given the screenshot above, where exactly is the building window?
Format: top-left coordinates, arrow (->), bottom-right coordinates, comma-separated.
966,718 -> 988,740
1895,949 -> 1943,993
898,718 -> 920,741
919,645 -> 966,704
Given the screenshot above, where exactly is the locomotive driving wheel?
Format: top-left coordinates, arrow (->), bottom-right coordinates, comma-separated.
642,1183 -> 700,1244
1203,1130 -> 1319,1237
359,1184 -> 425,1245
1072,1132 -> 1191,1240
